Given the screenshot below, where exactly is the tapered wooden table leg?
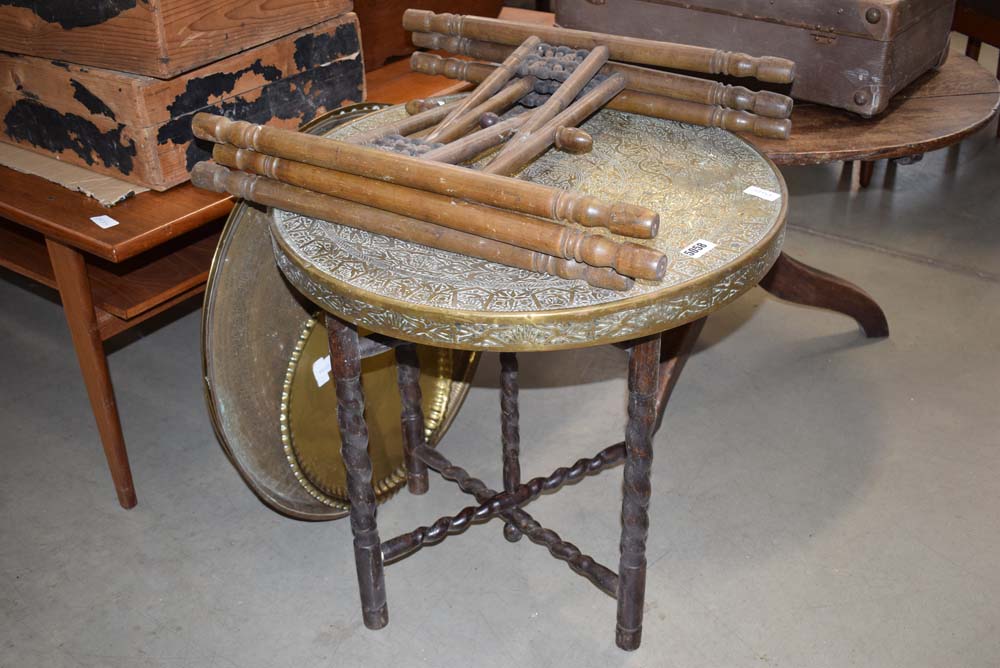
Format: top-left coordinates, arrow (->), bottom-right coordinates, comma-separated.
759,252 -> 889,338
499,352 -> 522,542
395,343 -> 429,495
326,314 -> 388,630
45,239 -> 137,510
616,334 -> 661,651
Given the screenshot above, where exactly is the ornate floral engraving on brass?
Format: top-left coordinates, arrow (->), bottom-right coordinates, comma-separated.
202,104 -> 478,521
270,101 -> 788,351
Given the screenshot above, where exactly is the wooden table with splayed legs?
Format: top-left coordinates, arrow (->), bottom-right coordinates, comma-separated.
0,169 -> 232,508
746,54 -> 998,338
750,54 -> 1000,188
263,102 -> 788,650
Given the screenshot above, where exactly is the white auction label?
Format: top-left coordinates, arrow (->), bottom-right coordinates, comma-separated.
312,355 -> 332,387
743,185 -> 782,202
90,215 -> 120,229
680,239 -> 717,259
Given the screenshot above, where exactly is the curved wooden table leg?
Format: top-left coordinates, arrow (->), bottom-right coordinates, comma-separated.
759,252 -> 889,338
46,239 -> 137,510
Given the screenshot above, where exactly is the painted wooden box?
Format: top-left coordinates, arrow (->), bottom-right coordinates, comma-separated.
0,14 -> 365,191
554,0 -> 956,117
0,0 -> 353,79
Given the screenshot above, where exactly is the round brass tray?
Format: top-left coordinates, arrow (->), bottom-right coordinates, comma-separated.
202,104 -> 478,520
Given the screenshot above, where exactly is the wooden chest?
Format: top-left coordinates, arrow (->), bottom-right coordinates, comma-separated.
0,14 -> 364,191
554,0 -> 956,117
0,0 -> 352,79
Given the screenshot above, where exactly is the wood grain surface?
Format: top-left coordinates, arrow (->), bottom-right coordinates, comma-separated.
0,219 -> 220,319
0,15 -> 364,190
0,166 -> 231,262
0,0 -> 352,78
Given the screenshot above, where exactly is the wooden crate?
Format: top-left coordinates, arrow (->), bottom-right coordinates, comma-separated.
0,14 -> 365,191
0,0 -> 353,79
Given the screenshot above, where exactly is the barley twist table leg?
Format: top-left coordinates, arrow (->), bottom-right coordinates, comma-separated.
396,343 -> 429,495
500,352 -> 523,542
616,334 -> 661,650
326,314 -> 388,630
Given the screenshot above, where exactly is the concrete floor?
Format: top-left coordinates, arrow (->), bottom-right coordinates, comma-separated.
3,73 -> 999,668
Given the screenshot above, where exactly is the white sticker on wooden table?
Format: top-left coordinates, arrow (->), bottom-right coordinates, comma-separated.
312,355 -> 332,387
89,215 -> 120,229
743,185 -> 782,202
680,239 -> 717,259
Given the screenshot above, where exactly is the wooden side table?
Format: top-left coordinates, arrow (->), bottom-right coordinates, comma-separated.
0,168 -> 231,508
748,54 -> 1000,186
262,102 -> 787,649
743,53 -> 998,323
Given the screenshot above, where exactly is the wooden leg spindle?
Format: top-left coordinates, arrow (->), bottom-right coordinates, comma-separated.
326,314 -> 388,630
500,352 -> 522,542
616,334 -> 661,651
396,343 -> 429,495
858,160 -> 875,188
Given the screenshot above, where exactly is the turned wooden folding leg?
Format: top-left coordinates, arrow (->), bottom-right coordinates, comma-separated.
325,314 -> 388,630
500,352 -> 523,543
318,289 -> 705,652
395,343 -> 430,495
616,334 -> 661,650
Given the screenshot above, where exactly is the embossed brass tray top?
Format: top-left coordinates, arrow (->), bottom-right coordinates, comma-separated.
271,101 -> 788,352
202,104 -> 478,521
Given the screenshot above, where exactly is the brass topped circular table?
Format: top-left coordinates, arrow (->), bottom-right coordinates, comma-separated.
268,103 -> 787,650
272,104 -> 787,350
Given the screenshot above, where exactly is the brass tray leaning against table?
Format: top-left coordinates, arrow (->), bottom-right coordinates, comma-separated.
202,104 -> 478,521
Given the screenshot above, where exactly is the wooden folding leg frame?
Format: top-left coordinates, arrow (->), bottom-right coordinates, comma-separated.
325,314 -> 706,650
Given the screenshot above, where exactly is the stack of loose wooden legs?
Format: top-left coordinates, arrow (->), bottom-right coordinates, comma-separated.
190,12 -> 796,291
405,9 -> 797,138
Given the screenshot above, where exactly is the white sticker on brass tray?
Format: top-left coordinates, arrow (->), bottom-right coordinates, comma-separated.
680,239 -> 717,259
312,355 -> 331,387
743,185 -> 781,201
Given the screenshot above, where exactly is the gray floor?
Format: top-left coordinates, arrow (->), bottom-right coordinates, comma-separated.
3,84 -> 1000,668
